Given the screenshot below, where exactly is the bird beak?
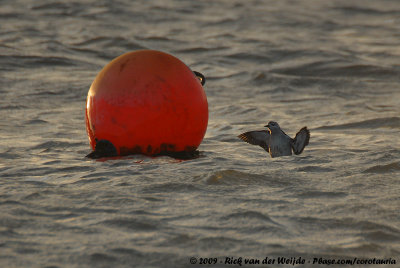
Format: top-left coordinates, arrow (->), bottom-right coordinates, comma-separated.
264,124 -> 269,128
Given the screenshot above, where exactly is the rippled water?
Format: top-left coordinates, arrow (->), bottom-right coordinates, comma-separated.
1,0 -> 400,267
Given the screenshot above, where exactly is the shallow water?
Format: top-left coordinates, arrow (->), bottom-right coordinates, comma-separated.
1,0 -> 400,267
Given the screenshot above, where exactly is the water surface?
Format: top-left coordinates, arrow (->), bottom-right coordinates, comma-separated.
1,0 -> 399,267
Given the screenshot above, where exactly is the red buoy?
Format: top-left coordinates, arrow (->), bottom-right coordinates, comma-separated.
85,50 -> 208,158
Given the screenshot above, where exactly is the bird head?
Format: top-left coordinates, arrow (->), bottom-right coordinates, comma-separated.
264,121 -> 280,132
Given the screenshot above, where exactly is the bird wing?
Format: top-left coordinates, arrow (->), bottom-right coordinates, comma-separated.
291,127 -> 310,155
238,130 -> 270,151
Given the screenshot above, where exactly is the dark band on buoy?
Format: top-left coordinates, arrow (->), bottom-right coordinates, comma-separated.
87,140 -> 200,160
86,139 -> 118,159
193,71 -> 206,86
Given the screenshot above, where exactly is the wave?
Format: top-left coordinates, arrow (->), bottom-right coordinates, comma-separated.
111,247 -> 143,257
100,218 -> 159,231
0,55 -> 84,68
205,170 -> 265,185
271,61 -> 400,81
221,210 -> 281,226
292,217 -> 400,239
296,190 -> 347,199
176,46 -> 228,54
90,253 -> 117,263
31,141 -> 84,150
72,36 -> 145,51
363,162 -> 400,173
333,6 -> 400,16
296,166 -> 335,172
225,52 -> 271,64
141,182 -> 200,193
316,117 -> 400,130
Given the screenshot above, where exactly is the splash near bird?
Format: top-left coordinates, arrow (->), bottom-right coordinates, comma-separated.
238,121 -> 310,158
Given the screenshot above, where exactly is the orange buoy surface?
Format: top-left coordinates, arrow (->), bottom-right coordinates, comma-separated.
85,50 -> 208,158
